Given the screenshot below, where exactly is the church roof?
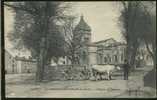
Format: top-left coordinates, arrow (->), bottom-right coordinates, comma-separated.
93,38 -> 126,47
93,38 -> 117,44
74,16 -> 91,32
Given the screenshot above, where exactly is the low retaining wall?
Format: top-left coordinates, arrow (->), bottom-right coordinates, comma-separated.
44,65 -> 91,80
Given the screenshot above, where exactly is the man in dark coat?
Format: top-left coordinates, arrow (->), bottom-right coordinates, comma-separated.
123,59 -> 129,80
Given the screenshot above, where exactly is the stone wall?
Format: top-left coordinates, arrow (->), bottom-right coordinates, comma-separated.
44,65 -> 91,80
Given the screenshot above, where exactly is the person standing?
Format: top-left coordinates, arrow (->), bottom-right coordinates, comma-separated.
123,59 -> 129,80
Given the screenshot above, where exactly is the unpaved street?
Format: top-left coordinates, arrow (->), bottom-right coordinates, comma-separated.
5,66 -> 156,98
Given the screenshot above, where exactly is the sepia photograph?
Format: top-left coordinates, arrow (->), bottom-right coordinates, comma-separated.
3,1 -> 156,98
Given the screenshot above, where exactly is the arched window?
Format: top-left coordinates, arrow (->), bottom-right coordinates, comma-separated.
82,51 -> 87,65
114,55 -> 118,63
109,57 -> 111,63
98,54 -> 103,64
121,54 -> 123,61
104,57 -> 107,63
82,51 -> 86,59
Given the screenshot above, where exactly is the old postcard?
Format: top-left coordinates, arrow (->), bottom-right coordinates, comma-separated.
4,1 -> 156,98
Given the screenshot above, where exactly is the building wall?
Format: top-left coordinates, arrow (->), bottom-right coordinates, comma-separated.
16,60 -> 22,73
5,50 -> 37,74
5,51 -> 17,74
17,60 -> 37,73
89,43 -> 126,65
79,46 -> 89,66
88,46 -> 97,65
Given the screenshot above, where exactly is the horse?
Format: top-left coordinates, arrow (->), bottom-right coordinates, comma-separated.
91,64 -> 121,80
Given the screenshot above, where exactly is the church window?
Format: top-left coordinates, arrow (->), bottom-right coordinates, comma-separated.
121,54 -> 123,61
99,54 -> 103,64
104,57 -> 107,63
114,55 -> 118,63
109,57 -> 111,63
82,51 -> 86,59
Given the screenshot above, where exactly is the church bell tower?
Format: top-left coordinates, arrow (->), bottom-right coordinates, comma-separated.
73,15 -> 92,65
74,15 -> 91,45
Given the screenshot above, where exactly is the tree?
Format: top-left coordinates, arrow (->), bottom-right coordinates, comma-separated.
139,2 -> 156,68
119,1 -> 156,69
5,2 -> 70,81
62,16 -> 81,65
119,1 -> 142,69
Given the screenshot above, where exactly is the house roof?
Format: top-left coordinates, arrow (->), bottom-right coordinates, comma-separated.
5,49 -> 14,57
15,56 -> 36,62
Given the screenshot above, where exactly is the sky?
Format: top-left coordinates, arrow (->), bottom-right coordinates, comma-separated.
73,2 -> 123,42
5,2 -> 124,57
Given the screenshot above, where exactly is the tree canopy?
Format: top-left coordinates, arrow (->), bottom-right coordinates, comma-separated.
5,2 -> 71,81
6,2 -> 69,62
119,1 -> 156,68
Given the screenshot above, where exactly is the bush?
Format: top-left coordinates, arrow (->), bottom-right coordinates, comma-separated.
44,65 -> 91,80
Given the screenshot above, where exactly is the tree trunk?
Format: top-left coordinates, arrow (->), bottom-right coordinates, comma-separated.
35,38 -> 47,82
153,43 -> 156,68
36,56 -> 44,82
130,50 -> 136,69
130,43 -> 138,70
35,2 -> 51,82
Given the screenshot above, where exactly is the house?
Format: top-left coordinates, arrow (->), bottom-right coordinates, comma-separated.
5,50 -> 37,74
15,56 -> 37,73
5,50 -> 17,74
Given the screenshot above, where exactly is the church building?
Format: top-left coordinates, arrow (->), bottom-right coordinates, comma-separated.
55,16 -> 152,67
72,16 -> 126,66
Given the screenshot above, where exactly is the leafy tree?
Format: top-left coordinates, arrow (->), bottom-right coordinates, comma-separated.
5,2 -> 70,81
119,1 -> 142,69
119,1 -> 156,69
138,2 -> 156,68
